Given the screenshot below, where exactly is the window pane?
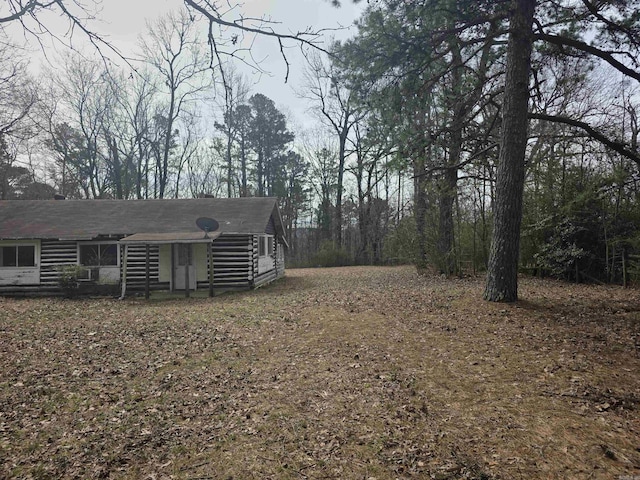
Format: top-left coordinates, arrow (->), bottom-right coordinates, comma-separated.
268,237 -> 274,255
258,237 -> 266,257
178,244 -> 191,266
100,244 -> 118,266
1,246 -> 16,267
17,246 -> 35,267
79,245 -> 99,266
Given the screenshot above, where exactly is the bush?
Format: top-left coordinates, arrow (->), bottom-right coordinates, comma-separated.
57,265 -> 85,298
382,216 -> 418,265
311,240 -> 350,267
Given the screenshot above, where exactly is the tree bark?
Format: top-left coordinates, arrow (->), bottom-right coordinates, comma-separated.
333,121 -> 349,247
240,137 -> 248,197
413,153 -> 429,273
437,165 -> 457,274
484,0 -> 536,302
438,41 -> 463,275
226,121 -> 233,198
108,136 -> 123,199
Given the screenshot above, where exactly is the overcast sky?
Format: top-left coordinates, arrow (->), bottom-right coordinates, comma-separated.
29,0 -> 365,132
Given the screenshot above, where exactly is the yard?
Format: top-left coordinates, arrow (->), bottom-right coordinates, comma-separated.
1,266 -> 639,479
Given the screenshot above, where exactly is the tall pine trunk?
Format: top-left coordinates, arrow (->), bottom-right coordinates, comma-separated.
333,124 -> 348,248
484,0 -> 536,302
240,138 -> 247,197
437,36 -> 464,276
437,166 -> 457,274
413,153 -> 429,273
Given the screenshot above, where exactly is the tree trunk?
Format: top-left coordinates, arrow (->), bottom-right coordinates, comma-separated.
240,137 -> 247,197
109,136 -> 124,199
437,37 -> 464,276
257,149 -> 264,197
355,149 -> 367,263
160,92 -> 176,199
437,166 -> 457,274
484,0 -> 536,302
226,125 -> 233,198
334,127 -> 348,247
413,153 -> 429,273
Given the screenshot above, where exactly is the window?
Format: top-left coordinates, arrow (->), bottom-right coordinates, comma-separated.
79,243 -> 118,266
177,244 -> 192,266
258,235 -> 273,257
0,245 -> 35,267
259,237 -> 266,256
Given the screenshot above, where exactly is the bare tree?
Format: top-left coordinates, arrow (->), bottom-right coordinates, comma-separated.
183,0 -> 332,82
186,142 -> 223,198
0,40 -> 39,200
299,129 -> 339,243
117,68 -> 159,199
302,50 -> 362,247
173,110 -> 205,198
0,44 -> 37,142
213,63 -> 250,198
0,0 -> 125,63
51,53 -> 111,198
139,8 -> 212,198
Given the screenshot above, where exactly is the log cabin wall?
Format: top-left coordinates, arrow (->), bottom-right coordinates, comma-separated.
200,234 -> 254,290
123,245 -> 163,291
5,233 -> 280,294
253,234 -> 286,288
40,240 -> 78,286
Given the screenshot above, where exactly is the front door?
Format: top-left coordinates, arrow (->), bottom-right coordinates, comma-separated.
174,244 -> 196,290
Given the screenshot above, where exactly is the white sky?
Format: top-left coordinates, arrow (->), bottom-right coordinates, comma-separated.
24,0 -> 365,132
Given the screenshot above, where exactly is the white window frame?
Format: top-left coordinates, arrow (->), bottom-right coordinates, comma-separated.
267,236 -> 274,257
259,235 -> 274,258
0,243 -> 38,268
257,235 -> 275,274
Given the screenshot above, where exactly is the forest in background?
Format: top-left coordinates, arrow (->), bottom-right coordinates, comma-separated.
1,0 -> 640,288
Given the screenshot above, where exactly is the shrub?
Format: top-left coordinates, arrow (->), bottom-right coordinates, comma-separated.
382,216 -> 418,265
311,240 -> 350,267
57,265 -> 85,298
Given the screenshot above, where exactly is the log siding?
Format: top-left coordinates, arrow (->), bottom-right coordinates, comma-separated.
205,234 -> 254,290
40,240 -> 78,286
122,244 -> 163,291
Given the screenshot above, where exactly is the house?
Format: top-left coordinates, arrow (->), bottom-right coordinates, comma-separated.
0,197 -> 286,296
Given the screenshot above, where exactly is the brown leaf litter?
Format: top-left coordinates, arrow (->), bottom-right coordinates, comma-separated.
1,266 -> 639,479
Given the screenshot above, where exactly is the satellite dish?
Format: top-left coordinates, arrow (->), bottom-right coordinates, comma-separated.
196,217 -> 219,238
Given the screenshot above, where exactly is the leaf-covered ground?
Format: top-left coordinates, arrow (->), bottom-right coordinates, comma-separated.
1,266 -> 639,479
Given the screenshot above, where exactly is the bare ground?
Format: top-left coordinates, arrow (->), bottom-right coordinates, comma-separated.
1,266 -> 639,479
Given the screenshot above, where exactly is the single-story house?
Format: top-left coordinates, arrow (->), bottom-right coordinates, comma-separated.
0,197 -> 286,296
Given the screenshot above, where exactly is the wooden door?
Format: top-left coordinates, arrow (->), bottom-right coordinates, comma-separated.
174,244 -> 196,290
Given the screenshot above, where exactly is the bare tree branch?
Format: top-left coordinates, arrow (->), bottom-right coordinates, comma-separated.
535,32 -> 640,83
529,112 -> 640,166
183,0 -> 340,81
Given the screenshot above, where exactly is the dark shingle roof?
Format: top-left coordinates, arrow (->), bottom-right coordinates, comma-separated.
0,198 -> 284,240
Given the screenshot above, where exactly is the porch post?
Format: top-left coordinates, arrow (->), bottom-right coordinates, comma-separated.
184,244 -> 190,298
145,244 -> 150,300
119,244 -> 128,300
170,243 -> 174,292
208,240 -> 214,297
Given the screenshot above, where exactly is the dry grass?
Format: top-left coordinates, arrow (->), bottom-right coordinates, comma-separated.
1,266 -> 639,479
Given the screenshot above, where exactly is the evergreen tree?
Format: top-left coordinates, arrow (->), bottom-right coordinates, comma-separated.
246,94 -> 294,197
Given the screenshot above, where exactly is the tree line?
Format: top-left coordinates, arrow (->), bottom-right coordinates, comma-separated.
1,0 -> 640,301
333,0 -> 640,299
